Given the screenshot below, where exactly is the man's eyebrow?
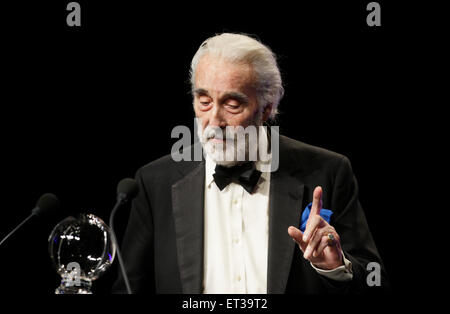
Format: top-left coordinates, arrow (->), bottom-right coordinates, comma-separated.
193,89 -> 249,104
194,88 -> 210,96
221,92 -> 249,104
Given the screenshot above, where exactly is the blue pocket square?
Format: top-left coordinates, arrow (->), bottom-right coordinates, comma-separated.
299,203 -> 333,232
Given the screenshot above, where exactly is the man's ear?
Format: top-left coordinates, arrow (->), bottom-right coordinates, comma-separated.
262,103 -> 273,122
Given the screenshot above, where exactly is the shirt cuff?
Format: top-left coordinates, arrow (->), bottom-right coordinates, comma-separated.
310,250 -> 353,282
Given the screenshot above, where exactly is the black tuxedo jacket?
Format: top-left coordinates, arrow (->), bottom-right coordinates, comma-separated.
112,135 -> 389,294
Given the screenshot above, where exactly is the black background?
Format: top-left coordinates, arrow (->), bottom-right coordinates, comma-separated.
0,0 -> 436,305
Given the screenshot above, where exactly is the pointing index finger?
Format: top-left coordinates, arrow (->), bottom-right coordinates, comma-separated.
310,186 -> 323,217
302,186 -> 323,242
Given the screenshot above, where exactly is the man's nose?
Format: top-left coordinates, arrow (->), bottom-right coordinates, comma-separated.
209,105 -> 227,128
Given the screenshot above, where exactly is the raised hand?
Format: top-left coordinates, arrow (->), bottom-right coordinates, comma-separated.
287,186 -> 343,270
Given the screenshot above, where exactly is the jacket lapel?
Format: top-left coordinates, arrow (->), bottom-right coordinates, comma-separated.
267,136 -> 305,293
171,160 -> 205,293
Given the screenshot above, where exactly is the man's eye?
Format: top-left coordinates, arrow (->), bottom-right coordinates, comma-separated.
201,102 -> 211,106
226,104 -> 240,109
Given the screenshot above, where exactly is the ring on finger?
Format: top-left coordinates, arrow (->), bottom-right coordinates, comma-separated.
326,232 -> 335,246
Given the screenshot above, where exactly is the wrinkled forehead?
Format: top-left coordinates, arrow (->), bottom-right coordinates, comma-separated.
194,54 -> 256,94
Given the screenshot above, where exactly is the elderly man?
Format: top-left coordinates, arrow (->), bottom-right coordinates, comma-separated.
113,33 -> 388,294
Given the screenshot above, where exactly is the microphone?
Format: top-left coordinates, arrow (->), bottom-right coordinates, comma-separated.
109,178 -> 139,295
0,193 -> 60,247
116,178 -> 139,205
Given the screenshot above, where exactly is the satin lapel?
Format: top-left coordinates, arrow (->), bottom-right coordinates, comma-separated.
267,170 -> 305,293
171,161 -> 205,293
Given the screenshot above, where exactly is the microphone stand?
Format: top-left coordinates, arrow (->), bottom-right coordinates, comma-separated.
109,194 -> 132,294
0,214 -> 35,247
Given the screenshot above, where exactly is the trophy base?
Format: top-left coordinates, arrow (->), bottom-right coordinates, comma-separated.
55,275 -> 92,294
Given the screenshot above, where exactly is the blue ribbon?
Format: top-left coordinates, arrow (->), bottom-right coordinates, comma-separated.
299,203 -> 333,232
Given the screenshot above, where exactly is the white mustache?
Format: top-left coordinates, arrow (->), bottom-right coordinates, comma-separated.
202,127 -> 236,141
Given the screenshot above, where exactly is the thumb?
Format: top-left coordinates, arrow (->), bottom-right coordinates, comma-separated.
288,226 -> 307,252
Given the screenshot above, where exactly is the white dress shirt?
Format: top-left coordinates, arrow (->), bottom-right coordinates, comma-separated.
202,136 -> 353,294
203,153 -> 271,293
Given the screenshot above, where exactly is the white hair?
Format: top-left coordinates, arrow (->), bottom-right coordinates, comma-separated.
190,33 -> 284,119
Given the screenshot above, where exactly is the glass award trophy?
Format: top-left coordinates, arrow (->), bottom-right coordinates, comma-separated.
48,213 -> 116,294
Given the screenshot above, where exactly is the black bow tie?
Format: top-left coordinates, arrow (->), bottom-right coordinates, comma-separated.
213,162 -> 262,194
